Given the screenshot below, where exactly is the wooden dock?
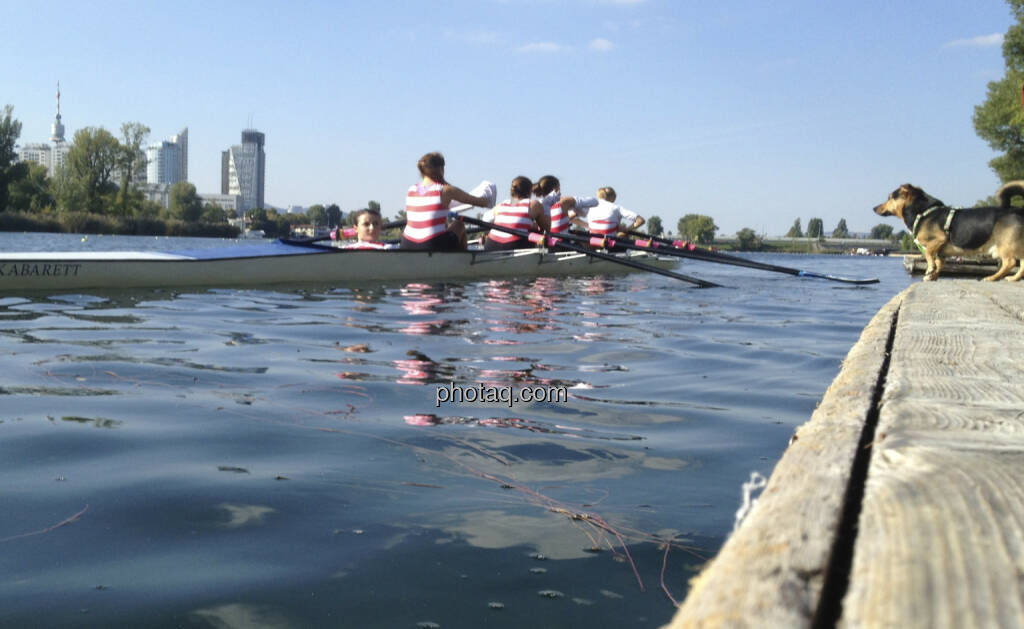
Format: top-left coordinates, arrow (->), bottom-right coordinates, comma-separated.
665,280 -> 1024,629
902,254 -> 1017,278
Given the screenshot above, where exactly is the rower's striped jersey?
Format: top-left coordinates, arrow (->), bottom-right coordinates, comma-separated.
404,183 -> 447,242
489,199 -> 533,243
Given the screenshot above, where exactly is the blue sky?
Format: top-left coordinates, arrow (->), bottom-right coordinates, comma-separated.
1,0 -> 1016,235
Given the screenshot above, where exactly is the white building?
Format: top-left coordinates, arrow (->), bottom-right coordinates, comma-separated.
139,183 -> 172,208
17,83 -> 70,177
198,193 -> 240,213
221,129 -> 265,211
146,127 -> 188,185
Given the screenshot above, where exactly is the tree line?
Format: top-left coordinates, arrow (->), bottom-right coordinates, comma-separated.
0,107 -> 237,236
0,106 -> 385,238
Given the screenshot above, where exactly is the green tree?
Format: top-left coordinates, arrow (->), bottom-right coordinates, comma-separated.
832,218 -> 850,238
325,203 -> 342,227
785,218 -> 803,238
51,167 -> 86,214
646,215 -> 664,237
736,227 -> 763,251
170,181 -> 203,222
201,202 -> 227,223
306,204 -> 327,226
677,214 -> 718,244
137,199 -> 163,219
0,105 -> 25,211
974,0 -> 1024,181
806,218 -> 824,238
115,122 -> 150,216
65,127 -> 121,214
7,162 -> 54,213
870,223 -> 894,239
368,200 -> 381,214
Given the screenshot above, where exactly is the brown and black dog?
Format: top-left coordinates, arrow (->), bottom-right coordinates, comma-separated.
873,183 -> 1024,281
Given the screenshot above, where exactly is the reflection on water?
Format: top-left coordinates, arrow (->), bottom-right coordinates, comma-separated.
0,243 -> 914,628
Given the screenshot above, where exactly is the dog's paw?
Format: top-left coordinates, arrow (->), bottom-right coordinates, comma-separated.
923,274 -> 938,281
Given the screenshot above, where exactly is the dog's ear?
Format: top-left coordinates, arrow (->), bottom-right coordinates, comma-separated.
901,184 -> 926,200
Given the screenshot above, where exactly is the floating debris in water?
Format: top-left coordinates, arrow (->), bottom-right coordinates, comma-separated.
538,590 -> 564,599
487,602 -> 504,610
340,343 -> 371,353
529,567 -> 547,574
415,622 -> 440,628
352,529 -> 364,535
274,475 -> 289,481
583,546 -> 603,553
572,598 -> 594,606
529,552 -> 547,561
217,466 -> 249,474
55,476 -> 66,482
600,589 -> 623,599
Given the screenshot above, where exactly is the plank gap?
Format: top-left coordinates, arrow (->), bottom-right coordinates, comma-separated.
811,301 -> 901,628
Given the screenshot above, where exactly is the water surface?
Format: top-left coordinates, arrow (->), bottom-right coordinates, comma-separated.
0,233 -> 914,628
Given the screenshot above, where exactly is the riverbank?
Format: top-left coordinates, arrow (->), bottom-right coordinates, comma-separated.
0,210 -> 239,238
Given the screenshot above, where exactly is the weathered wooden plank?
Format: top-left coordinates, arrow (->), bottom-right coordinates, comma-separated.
663,293 -> 903,628
839,282 -> 1024,629
667,281 -> 1024,629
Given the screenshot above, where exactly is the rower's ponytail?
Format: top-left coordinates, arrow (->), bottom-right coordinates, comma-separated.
533,175 -> 559,197
417,152 -> 447,183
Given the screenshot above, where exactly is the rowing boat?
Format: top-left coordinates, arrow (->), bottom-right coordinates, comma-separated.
0,240 -> 680,291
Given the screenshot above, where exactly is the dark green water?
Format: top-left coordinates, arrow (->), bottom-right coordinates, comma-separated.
0,234 -> 913,628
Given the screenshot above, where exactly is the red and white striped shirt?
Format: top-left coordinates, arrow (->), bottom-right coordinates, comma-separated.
488,199 -> 533,244
403,182 -> 447,243
549,201 -> 571,233
342,241 -> 393,250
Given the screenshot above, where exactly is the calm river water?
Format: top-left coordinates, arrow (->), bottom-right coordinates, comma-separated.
0,233 -> 914,628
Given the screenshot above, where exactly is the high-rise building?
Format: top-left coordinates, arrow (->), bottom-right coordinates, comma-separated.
171,127 -> 187,182
18,83 -> 70,177
146,127 -> 188,185
221,129 -> 265,211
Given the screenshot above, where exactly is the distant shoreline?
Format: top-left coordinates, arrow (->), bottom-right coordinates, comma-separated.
0,210 -> 239,239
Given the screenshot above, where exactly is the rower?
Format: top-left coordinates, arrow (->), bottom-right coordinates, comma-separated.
340,208 -> 394,250
532,175 -> 598,234
483,177 -> 550,251
586,187 -> 644,249
400,152 -> 494,251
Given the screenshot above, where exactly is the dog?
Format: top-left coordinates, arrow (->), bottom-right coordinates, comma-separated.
873,183 -> 1024,281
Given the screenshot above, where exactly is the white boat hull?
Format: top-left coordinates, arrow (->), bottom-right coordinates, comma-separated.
0,241 -> 680,291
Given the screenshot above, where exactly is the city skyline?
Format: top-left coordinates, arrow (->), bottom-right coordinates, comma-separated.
1,1 -> 1018,235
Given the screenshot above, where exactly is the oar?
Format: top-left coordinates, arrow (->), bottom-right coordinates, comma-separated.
458,215 -> 720,288
616,229 -> 880,285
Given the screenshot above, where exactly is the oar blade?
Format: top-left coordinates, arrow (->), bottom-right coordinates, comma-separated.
622,229 -> 880,285
797,271 -> 880,285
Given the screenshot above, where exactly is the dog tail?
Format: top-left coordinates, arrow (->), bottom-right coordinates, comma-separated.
996,180 -> 1024,208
